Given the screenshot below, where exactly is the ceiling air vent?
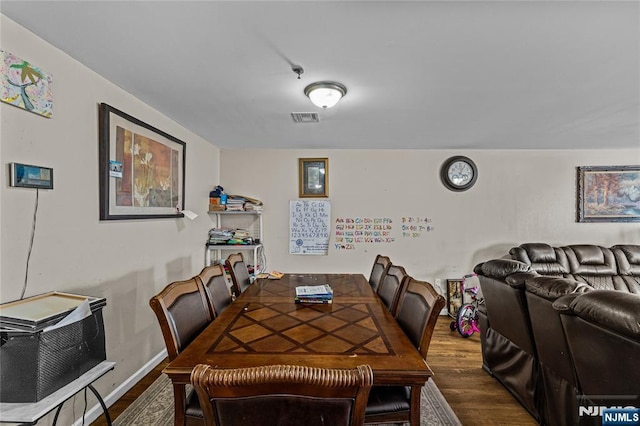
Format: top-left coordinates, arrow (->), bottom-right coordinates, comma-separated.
291,112 -> 319,123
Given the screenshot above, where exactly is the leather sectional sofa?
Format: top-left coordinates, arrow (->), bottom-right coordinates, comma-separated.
473,243 -> 640,426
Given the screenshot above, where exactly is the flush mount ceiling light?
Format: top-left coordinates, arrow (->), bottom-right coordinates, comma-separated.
304,81 -> 347,109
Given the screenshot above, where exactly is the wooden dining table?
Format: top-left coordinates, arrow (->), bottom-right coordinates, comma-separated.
163,273 -> 432,425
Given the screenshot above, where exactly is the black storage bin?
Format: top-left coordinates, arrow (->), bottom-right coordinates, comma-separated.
0,292 -> 106,403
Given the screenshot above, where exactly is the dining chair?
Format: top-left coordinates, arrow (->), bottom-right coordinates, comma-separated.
191,363 -> 374,426
196,264 -> 233,318
376,264 -> 409,315
368,255 -> 391,293
365,277 -> 446,425
224,253 -> 251,297
149,278 -> 213,426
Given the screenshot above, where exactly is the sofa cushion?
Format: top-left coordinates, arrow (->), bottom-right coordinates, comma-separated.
612,245 -> 640,275
510,243 -> 570,276
563,245 -> 617,275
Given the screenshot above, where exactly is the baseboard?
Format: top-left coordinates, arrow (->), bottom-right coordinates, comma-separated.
72,349 -> 168,426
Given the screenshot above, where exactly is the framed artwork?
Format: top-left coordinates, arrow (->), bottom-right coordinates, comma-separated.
446,279 -> 464,318
99,103 -> 186,220
1,49 -> 53,118
577,165 -> 640,223
299,158 -> 328,198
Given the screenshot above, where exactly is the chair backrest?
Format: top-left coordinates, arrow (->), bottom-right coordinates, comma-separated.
225,253 -> 251,296
191,363 -> 373,426
377,264 -> 408,315
394,277 -> 445,359
196,264 -> 233,318
149,277 -> 213,361
368,255 -> 391,292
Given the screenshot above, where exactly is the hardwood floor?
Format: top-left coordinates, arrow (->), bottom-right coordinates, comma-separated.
92,316 -> 537,426
428,317 -> 537,426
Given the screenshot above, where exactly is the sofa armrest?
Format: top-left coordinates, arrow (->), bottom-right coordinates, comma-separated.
480,259 -> 532,278
552,293 -> 581,313
525,276 -> 591,301
565,291 -> 640,339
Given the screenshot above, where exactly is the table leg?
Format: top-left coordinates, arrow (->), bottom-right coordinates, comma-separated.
51,385 -> 111,426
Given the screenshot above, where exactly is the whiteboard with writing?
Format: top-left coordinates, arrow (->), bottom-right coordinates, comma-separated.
290,200 -> 331,255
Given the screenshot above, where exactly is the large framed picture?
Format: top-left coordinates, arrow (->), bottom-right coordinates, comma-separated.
577,165 -> 640,223
99,103 -> 186,220
299,158 -> 328,198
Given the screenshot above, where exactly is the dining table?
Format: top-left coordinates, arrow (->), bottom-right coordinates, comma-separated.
163,272 -> 432,425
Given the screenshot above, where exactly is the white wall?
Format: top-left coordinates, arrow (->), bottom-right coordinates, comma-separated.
220,149 -> 640,286
1,15 -> 219,424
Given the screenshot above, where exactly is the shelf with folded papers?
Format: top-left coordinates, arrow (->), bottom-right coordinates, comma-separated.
205,210 -> 263,270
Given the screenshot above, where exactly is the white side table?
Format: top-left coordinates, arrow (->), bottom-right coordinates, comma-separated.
0,361 -> 115,425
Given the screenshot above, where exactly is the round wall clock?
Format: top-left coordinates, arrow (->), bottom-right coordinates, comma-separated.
440,156 -> 478,192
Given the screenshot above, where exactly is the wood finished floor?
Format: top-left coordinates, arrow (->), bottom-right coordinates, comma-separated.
91,316 -> 537,426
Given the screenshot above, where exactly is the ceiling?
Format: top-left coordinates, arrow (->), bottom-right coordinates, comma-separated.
2,1 -> 638,150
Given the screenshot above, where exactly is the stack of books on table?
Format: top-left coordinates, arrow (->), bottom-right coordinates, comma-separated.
295,284 -> 333,305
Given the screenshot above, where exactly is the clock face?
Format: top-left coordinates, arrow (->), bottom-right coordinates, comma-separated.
447,161 -> 474,187
440,156 -> 478,191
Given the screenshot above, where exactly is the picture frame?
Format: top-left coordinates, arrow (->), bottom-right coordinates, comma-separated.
446,279 -> 464,318
98,103 -> 186,220
577,165 -> 640,223
299,158 -> 328,198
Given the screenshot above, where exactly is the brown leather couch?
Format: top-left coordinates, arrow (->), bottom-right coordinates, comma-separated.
474,243 -> 640,426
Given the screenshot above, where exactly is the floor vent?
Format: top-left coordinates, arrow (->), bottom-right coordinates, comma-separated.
291,112 -> 319,123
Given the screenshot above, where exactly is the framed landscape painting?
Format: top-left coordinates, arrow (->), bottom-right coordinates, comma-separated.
99,103 -> 185,220
577,165 -> 640,223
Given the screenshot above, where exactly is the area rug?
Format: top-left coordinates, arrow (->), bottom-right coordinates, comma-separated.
113,373 -> 462,426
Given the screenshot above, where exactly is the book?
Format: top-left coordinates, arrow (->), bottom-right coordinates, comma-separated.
294,297 -> 333,305
295,284 -> 333,304
295,285 -> 333,297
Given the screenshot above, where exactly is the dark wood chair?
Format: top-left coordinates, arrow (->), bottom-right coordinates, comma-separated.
149,278 -> 213,426
191,363 -> 374,426
366,277 -> 446,425
368,255 -> 391,293
376,264 -> 408,315
225,253 -> 251,296
196,264 -> 233,318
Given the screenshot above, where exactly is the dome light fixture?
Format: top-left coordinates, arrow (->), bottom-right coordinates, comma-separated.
304,81 -> 347,109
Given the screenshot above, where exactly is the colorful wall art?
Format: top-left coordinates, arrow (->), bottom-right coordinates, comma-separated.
1,50 -> 53,117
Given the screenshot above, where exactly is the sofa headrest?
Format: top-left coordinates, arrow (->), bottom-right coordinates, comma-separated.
509,243 -> 570,275
563,245 -> 617,275
612,245 -> 640,276
525,276 -> 591,301
480,259 -> 532,278
566,290 -> 640,339
511,243 -> 556,262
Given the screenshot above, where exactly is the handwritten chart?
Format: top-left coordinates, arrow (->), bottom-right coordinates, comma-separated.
334,217 -> 395,250
290,200 -> 331,255
400,216 -> 435,238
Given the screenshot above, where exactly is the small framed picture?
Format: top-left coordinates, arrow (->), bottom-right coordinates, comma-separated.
299,158 -> 328,198
446,279 -> 464,318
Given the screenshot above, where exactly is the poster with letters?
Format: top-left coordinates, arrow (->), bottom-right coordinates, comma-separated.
290,200 -> 331,255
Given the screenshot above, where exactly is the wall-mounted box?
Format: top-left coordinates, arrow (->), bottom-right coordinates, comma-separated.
0,292 -> 106,402
9,162 -> 53,189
